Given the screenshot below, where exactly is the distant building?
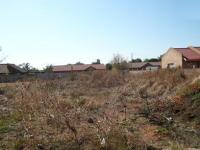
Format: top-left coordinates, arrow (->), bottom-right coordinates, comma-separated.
128,62 -> 161,71
52,64 -> 106,73
0,64 -> 26,74
162,46 -> 200,69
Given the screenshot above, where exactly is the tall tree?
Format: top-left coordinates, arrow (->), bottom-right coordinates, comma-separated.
130,58 -> 142,63
144,58 -> 160,62
75,62 -> 84,65
92,59 -> 101,64
43,65 -> 53,73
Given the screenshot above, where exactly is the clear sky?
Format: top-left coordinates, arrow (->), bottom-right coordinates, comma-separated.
0,0 -> 200,68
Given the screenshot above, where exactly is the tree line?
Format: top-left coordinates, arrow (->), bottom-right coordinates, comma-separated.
106,54 -> 161,70
19,55 -> 161,72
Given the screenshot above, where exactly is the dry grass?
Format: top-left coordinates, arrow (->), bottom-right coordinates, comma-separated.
0,69 -> 200,149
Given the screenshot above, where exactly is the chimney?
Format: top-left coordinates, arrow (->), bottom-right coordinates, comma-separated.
188,46 -> 200,55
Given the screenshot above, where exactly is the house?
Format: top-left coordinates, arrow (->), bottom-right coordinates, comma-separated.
0,64 -> 26,74
53,64 -> 106,73
161,46 -> 200,69
128,62 -> 161,71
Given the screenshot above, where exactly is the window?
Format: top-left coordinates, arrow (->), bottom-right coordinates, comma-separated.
167,63 -> 176,68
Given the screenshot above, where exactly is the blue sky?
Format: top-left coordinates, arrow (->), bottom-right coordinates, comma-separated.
0,0 -> 200,68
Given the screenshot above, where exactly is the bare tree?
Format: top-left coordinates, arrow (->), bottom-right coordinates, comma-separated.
111,54 -> 128,70
19,63 -> 39,72
0,46 -> 6,63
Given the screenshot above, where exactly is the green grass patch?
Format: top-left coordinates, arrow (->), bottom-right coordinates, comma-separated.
176,80 -> 200,109
169,142 -> 184,150
0,126 -> 14,133
177,80 -> 200,97
192,93 -> 200,106
0,112 -> 22,134
0,118 -> 14,133
156,127 -> 169,136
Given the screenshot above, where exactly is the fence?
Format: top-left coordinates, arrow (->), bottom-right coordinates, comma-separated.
0,72 -> 72,83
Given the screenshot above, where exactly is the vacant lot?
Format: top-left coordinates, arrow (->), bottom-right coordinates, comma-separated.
0,69 -> 200,150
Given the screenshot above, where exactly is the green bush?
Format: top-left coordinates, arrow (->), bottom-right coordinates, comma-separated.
192,92 -> 200,106
0,118 -> 14,133
0,112 -> 21,134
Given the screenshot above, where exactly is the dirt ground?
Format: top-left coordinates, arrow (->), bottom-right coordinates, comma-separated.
0,69 -> 200,150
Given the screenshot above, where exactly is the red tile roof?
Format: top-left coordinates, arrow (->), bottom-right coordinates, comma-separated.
174,47 -> 200,61
53,64 -> 106,72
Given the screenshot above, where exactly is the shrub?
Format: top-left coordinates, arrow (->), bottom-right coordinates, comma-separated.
178,80 -> 200,97
192,93 -> 200,106
106,63 -> 112,70
0,117 -> 16,134
106,128 -> 128,150
175,80 -> 200,111
89,70 -> 125,88
156,127 -> 169,136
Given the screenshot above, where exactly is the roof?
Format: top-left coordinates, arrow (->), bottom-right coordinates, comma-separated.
128,62 -> 161,69
148,62 -> 161,66
9,64 -> 26,73
53,64 -> 106,72
128,62 -> 149,69
0,64 -> 26,74
174,47 -> 200,61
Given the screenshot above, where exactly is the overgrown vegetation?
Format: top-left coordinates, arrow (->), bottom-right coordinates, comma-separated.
0,69 -> 200,149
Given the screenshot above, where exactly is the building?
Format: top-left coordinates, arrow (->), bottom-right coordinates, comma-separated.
0,64 -> 26,74
53,64 -> 106,73
161,46 -> 200,69
128,62 -> 161,71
